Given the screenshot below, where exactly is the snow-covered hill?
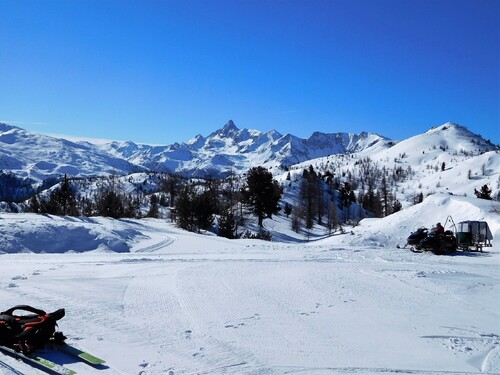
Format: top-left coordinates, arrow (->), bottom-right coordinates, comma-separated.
284,122 -> 500,207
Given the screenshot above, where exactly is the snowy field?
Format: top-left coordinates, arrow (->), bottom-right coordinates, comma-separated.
0,195 -> 499,375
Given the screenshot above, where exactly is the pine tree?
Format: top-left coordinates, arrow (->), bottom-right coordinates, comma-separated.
95,190 -> 124,218
300,166 -> 321,229
40,175 -> 79,216
29,195 -> 40,213
474,184 -> 492,200
417,192 -> 424,203
174,184 -> 215,232
392,199 -> 403,213
218,208 -> 237,239
291,204 -> 304,233
326,199 -> 339,235
379,176 -> 391,217
193,190 -> 215,231
175,185 -> 196,231
160,174 -> 181,207
339,182 -> 355,221
242,166 -> 282,227
147,194 -> 160,218
284,202 -> 292,218
58,175 -> 79,216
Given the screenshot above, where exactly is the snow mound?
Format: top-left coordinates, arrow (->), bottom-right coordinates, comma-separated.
322,194 -> 500,250
0,214 -> 146,253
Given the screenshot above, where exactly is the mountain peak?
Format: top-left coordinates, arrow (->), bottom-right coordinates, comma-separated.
223,120 -> 238,131
215,120 -> 239,138
0,123 -> 20,132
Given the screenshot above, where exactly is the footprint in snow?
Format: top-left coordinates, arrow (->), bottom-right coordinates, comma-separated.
192,347 -> 205,357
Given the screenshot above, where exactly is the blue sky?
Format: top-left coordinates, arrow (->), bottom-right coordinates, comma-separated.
0,0 -> 498,144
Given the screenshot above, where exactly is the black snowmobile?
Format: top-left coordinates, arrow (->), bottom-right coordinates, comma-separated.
406,227 -> 428,251
419,229 -> 457,255
407,227 -> 457,255
404,216 -> 458,255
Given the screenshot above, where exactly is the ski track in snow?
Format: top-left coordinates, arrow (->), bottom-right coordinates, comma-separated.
0,360 -> 26,375
1,248 -> 499,375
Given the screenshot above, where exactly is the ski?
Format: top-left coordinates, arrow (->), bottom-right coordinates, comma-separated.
0,346 -> 76,375
52,342 -> 105,366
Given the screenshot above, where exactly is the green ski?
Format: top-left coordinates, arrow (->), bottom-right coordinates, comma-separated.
54,343 -> 105,366
0,345 -> 76,375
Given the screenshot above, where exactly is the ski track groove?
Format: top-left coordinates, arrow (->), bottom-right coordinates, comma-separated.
0,359 -> 27,375
174,264 -> 262,372
122,272 -> 188,342
134,236 -> 173,253
10,279 -> 136,343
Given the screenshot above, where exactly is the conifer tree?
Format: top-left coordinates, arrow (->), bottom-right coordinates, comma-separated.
218,208 -> 237,239
174,184 -> 215,232
474,184 -> 492,200
147,194 -> 160,218
29,194 -> 40,213
242,166 -> 282,227
300,166 -> 320,229
175,185 -> 196,231
40,175 -> 79,216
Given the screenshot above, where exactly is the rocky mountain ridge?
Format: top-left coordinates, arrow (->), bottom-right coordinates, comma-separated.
0,120 -> 396,180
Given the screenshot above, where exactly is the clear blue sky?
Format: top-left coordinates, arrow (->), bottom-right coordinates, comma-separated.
1,0 -> 499,144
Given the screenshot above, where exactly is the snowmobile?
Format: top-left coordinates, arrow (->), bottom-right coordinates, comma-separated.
406,227 -> 428,251
403,215 -> 458,255
419,229 -> 457,255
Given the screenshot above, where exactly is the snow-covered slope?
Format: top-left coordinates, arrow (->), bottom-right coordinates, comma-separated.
0,123 -> 145,181
364,122 -> 497,166
333,193 -> 500,249
0,194 -> 498,374
286,122 -> 499,207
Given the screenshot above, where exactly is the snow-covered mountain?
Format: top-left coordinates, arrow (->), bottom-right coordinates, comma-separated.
1,120 -> 498,208
0,123 -> 146,181
99,120 -> 393,178
282,122 -> 499,206
0,120 -> 392,180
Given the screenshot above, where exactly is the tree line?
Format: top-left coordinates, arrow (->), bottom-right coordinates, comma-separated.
27,167 -> 283,240
5,159 -> 496,240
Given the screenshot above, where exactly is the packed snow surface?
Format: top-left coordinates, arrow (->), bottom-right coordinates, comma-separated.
0,195 -> 499,375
